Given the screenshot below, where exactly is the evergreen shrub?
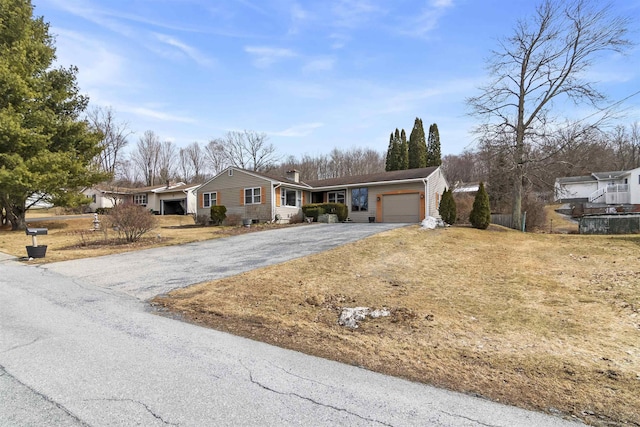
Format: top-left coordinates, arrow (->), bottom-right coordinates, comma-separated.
438,188 -> 457,225
210,205 -> 227,225
302,203 -> 348,222
469,182 -> 491,229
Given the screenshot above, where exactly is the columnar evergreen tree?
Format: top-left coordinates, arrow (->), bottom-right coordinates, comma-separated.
385,131 -> 398,171
408,118 -> 427,169
399,129 -> 409,170
0,0 -> 107,230
438,188 -> 457,225
385,128 -> 410,171
427,123 -> 442,166
469,182 -> 491,229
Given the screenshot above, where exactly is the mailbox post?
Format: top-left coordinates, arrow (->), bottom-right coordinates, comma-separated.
25,227 -> 48,258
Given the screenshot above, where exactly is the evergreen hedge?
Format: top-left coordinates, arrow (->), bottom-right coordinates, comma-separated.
302,203 -> 348,222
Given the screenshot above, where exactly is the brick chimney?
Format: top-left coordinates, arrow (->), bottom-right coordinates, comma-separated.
285,170 -> 300,183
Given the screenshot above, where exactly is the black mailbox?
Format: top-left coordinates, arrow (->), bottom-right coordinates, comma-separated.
26,228 -> 48,236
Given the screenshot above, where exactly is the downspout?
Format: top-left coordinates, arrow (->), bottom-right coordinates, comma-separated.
272,183 -> 281,222
423,177 -> 430,219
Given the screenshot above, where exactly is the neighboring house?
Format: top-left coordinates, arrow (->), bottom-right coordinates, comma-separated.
195,166 -> 449,223
554,168 -> 640,205
84,182 -> 198,215
451,181 -> 479,195
84,185 -> 131,211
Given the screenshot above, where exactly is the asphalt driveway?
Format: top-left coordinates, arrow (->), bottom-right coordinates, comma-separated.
42,223 -> 406,300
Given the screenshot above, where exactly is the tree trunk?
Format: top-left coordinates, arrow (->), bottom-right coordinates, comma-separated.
511,165 -> 523,231
7,202 -> 27,231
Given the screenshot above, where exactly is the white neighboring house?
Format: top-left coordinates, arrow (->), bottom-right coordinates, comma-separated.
554,168 -> 640,205
84,182 -> 199,215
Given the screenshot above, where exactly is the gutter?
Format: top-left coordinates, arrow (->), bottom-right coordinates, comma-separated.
423,177 -> 429,219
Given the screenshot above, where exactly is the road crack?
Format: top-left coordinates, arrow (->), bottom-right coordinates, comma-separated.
83,398 -> 179,426
0,364 -> 89,426
1,337 -> 41,354
441,411 -> 498,427
241,362 -> 392,426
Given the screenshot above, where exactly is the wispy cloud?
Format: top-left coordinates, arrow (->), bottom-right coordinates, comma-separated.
244,46 -> 297,68
399,0 -> 455,39
288,2 -> 308,35
47,0 -> 136,38
303,57 -> 336,73
154,33 -> 215,67
330,0 -> 385,28
120,106 -> 197,123
271,122 -> 324,137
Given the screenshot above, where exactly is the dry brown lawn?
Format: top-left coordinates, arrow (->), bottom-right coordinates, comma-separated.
154,225 -> 640,426
0,214 -> 285,263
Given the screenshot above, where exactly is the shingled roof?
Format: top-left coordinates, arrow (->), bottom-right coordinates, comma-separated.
305,167 -> 438,188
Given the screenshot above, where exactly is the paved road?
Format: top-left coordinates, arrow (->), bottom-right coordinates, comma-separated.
1,225 -> 583,426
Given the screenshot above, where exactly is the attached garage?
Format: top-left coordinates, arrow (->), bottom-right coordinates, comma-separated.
161,199 -> 186,215
382,193 -> 421,223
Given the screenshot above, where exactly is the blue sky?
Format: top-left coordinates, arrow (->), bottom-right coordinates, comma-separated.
33,0 -> 640,158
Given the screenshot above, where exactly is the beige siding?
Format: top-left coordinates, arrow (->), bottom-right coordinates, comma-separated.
427,168 -> 448,218
347,182 -> 424,223
274,187 -> 306,223
197,169 -> 273,221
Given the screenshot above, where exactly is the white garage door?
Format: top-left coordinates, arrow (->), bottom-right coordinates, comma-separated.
382,193 -> 421,223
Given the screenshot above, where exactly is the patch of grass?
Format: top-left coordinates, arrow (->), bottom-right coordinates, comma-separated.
0,215 -> 295,263
154,226 -> 640,426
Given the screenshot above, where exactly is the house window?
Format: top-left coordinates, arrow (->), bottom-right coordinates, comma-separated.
91,194 -> 97,203
245,187 -> 261,204
351,188 -> 368,212
328,191 -> 345,204
281,188 -> 301,207
203,192 -> 217,208
228,169 -> 233,176
133,194 -> 147,205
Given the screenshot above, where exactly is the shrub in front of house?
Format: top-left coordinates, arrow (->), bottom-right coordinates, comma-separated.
322,203 -> 348,221
194,214 -> 210,226
224,213 -> 241,226
109,203 -> 158,242
438,188 -> 457,225
95,207 -> 111,215
302,205 -> 325,221
210,205 -> 227,225
302,203 -> 348,222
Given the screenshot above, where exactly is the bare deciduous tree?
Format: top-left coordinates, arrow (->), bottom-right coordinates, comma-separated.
179,142 -> 207,183
217,130 -> 279,171
467,0 -> 631,229
204,139 -> 229,175
158,140 -> 177,185
273,147 -> 384,181
87,106 -> 132,175
132,130 -> 161,186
